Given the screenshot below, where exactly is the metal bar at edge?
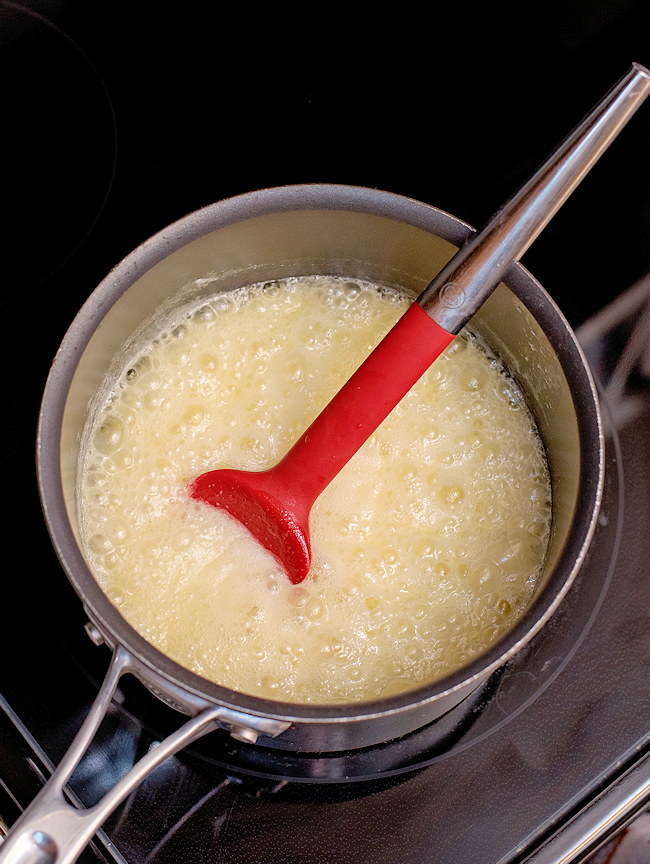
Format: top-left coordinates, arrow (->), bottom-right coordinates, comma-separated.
511,748 -> 650,864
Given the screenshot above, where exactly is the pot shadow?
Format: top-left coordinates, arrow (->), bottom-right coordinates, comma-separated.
108,665 -> 505,798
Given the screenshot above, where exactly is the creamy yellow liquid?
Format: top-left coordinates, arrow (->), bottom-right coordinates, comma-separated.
79,276 -> 551,704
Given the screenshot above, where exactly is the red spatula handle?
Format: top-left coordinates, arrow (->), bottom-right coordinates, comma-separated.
270,303 -> 455,505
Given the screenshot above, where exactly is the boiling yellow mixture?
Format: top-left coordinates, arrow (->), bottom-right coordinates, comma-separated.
79,276 -> 551,704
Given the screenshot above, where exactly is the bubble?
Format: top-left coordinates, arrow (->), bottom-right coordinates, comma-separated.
481,624 -> 501,643
165,341 -> 190,366
305,597 -> 325,622
441,517 -> 460,536
433,561 -> 451,579
390,617 -> 415,640
117,406 -> 137,426
86,470 -> 107,489
497,598 -> 513,617
211,294 -> 234,314
89,533 -> 113,555
289,587 -> 309,608
526,518 -> 549,538
466,558 -> 502,595
125,354 -> 153,383
240,435 -> 263,454
260,675 -> 279,693
315,633 -> 332,655
193,304 -> 217,324
285,353 -> 307,381
406,643 -> 423,661
94,416 -> 125,455
410,537 -> 435,558
382,548 -> 398,567
102,552 -> 121,570
140,371 -> 162,391
459,364 -> 488,391
399,463 -> 417,482
438,484 -> 465,506
182,404 -> 206,426
113,448 -> 134,471
102,516 -> 129,543
142,392 -> 162,411
340,577 -> 361,598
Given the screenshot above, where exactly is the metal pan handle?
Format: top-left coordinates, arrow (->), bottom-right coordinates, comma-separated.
0,646 -> 289,864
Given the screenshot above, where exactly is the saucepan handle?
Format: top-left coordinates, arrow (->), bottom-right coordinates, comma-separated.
0,645 -> 289,864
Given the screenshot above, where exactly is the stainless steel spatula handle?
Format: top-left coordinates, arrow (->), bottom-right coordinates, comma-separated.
419,62 -> 650,335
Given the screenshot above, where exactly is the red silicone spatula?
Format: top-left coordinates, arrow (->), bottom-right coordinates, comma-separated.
190,63 -> 650,584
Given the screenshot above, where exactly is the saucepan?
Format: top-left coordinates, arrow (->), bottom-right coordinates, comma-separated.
20,80 -> 650,857
7,183 -> 601,862
40,180 -> 604,747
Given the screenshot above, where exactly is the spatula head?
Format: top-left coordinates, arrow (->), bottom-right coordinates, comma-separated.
189,468 -> 312,584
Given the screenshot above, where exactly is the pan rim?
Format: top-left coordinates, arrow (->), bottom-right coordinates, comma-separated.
36,183 -> 604,727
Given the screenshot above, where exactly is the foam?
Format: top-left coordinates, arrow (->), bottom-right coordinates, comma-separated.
79,276 -> 551,704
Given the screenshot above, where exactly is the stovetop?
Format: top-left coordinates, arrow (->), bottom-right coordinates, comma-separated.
1,2 -> 648,862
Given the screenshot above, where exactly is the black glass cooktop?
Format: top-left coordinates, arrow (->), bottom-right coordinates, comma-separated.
1,2 -> 648,862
